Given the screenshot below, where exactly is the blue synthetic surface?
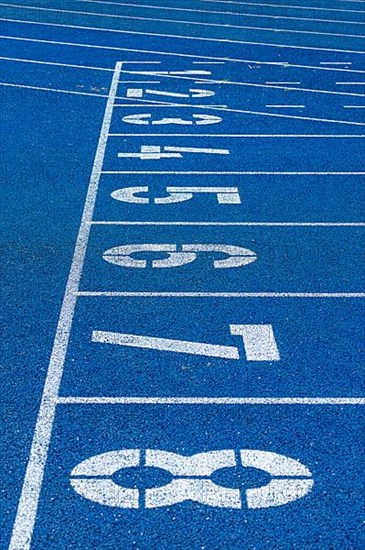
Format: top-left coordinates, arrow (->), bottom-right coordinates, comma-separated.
1,0 -> 364,548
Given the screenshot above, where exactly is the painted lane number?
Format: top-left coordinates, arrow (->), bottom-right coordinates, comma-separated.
111,186 -> 241,204
102,244 -> 256,269
71,449 -> 313,509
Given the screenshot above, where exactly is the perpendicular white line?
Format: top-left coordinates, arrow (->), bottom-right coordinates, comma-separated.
8,61 -> 123,550
56,396 -> 365,405
101,171 -> 365,175
2,17 -> 365,55
92,330 -> 239,359
2,35 -> 365,74
76,0 -> 365,25
89,222 -> 365,227
76,292 -> 365,298
107,134 -> 365,138
2,3 -> 364,39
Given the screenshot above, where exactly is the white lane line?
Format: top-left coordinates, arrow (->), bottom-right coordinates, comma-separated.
101,171 -> 365,175
164,146 -> 229,154
344,104 -> 365,107
117,101 -> 228,108
92,330 -> 240,360
2,35 -> 365,74
121,70 -> 365,97
115,96 -> 365,126
108,134 -> 365,137
336,81 -> 365,84
0,55 -> 114,71
8,62 -> 123,550
0,55 -> 159,67
121,61 -> 161,64
57,396 -> 365,405
2,3 -> 364,38
1,18 -> 364,55
76,0 -> 365,25
202,0 -> 365,14
76,292 -> 365,298
265,81 -> 301,84
266,104 -> 305,108
90,222 -> 365,227
0,82 -> 164,97
0,82 -> 109,97
320,61 -> 353,64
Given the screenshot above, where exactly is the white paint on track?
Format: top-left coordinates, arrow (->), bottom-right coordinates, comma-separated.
0,81 -> 109,98
107,134 -> 365,137
1,17 -> 364,55
2,35 -> 365,74
202,0 -> 365,14
2,3 -> 365,39
121,70 -> 365,97
101,171 -> 365,175
92,330 -> 240,359
76,292 -> 365,298
5,2 -> 365,537
90,222 -> 365,227
9,62 -> 123,550
57,397 -> 365,405
116,97 -> 365,126
0,55 -> 114,71
76,0 -> 365,25
2,82 -> 358,127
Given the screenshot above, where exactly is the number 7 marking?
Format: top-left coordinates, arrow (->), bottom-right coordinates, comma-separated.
92,324 -> 280,362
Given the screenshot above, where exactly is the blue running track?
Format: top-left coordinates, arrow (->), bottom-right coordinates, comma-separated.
1,1 -> 364,548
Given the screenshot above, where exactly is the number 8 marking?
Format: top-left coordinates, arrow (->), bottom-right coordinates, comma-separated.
70,449 -> 313,510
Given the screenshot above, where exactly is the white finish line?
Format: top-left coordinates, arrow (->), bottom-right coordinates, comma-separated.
9,62 -> 123,550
